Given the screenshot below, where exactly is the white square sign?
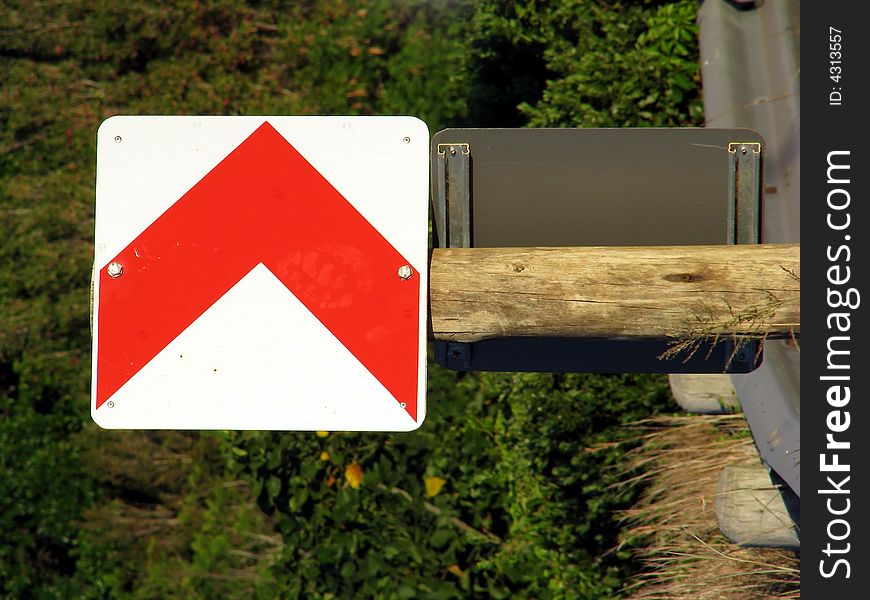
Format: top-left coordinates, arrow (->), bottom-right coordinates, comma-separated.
93,116 -> 428,431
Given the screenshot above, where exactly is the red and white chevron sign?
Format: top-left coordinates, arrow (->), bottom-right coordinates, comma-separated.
92,116 -> 428,430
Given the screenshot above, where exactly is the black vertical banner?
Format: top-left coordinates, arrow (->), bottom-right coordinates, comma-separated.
803,1 -> 870,596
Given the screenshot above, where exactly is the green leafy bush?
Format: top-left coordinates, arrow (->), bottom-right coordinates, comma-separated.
467,0 -> 703,127
223,370 -> 670,599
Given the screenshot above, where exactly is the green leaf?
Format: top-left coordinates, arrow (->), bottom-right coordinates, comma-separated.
267,476 -> 281,500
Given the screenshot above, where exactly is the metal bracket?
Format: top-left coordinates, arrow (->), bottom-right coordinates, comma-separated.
727,142 -> 762,244
444,342 -> 472,371
433,142 -> 472,369
723,338 -> 759,373
724,141 -> 762,372
433,143 -> 472,249
436,143 -> 470,156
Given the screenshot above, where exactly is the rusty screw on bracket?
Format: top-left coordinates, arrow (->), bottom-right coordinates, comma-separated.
107,261 -> 124,278
397,265 -> 412,280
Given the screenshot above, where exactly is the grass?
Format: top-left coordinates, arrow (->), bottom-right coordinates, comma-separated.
612,415 -> 799,599
659,267 -> 801,367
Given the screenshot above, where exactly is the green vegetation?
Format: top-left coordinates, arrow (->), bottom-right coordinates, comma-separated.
1,1 -> 702,597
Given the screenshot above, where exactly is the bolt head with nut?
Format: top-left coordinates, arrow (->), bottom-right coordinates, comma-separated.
107,261 -> 124,278
397,265 -> 412,280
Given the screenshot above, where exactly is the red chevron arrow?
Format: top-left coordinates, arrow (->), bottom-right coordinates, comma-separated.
96,122 -> 420,420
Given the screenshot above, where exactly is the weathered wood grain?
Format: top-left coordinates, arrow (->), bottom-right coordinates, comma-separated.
429,244 -> 800,343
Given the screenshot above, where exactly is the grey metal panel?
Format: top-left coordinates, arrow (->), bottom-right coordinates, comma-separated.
699,0 -> 801,496
432,128 -> 763,248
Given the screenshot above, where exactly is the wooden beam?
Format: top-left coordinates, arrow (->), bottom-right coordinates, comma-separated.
429,244 -> 799,343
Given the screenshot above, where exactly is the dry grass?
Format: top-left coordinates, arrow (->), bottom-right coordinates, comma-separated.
615,415 -> 799,599
660,267 -> 800,367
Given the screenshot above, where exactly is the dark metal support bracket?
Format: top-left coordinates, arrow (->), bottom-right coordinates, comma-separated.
725,141 -> 763,370
434,143 -> 471,248
433,143 -> 472,370
727,142 -> 762,245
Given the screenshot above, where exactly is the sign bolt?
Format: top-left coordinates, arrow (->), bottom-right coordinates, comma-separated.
403,136 -> 411,144
114,135 -> 122,143
107,401 -> 115,408
397,265 -> 412,280
107,261 -> 124,278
